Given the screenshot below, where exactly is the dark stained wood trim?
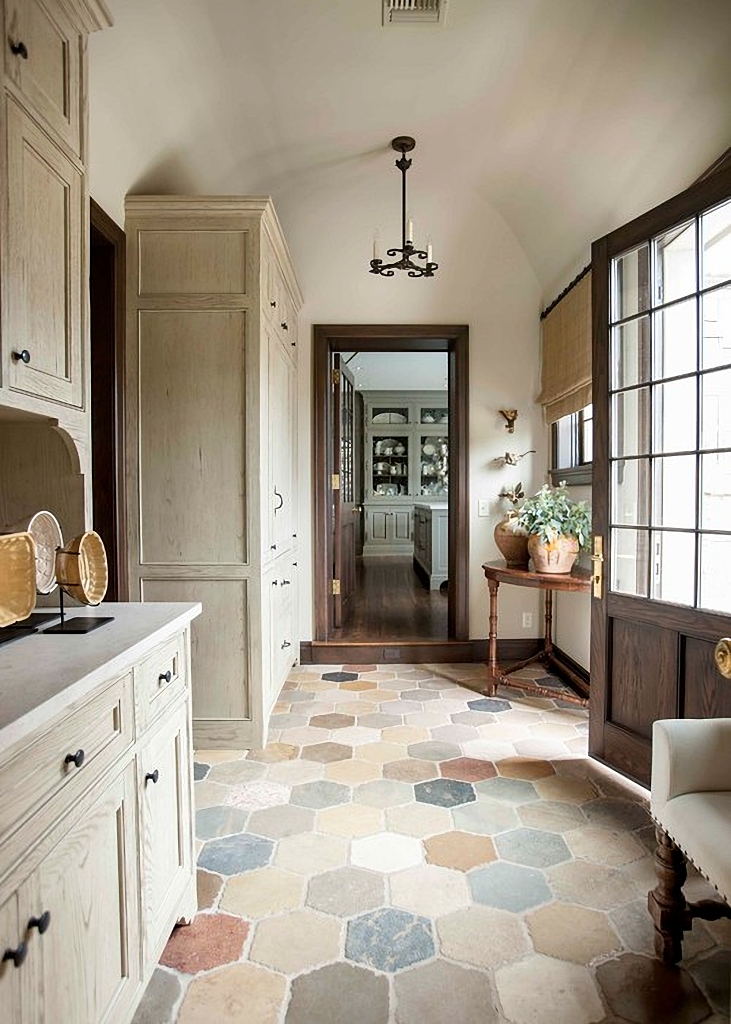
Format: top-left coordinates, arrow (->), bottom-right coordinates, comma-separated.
90,199 -> 128,600
312,324 -> 470,644
606,592 -> 731,643
692,145 -> 731,184
300,637 -> 540,667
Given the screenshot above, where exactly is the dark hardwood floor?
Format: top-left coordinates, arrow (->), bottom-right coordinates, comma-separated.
332,557 -> 448,641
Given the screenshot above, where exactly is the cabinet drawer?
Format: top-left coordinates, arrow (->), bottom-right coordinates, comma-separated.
136,633 -> 187,729
0,673 -> 133,860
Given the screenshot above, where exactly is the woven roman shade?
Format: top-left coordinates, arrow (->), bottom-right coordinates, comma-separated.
538,269 -> 592,423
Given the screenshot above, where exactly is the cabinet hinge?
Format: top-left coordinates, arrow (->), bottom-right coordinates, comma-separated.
332,579 -> 341,595
332,474 -> 340,491
331,368 -> 341,386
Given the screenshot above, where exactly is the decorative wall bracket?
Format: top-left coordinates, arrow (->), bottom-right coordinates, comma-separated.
497,450 -> 535,467
499,409 -> 518,433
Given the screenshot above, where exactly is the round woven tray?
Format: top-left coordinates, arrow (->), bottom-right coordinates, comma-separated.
55,531 -> 108,606
0,532 -> 37,627
27,510 -> 63,594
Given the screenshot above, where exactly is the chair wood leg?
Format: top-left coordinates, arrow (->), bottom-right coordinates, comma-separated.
647,827 -> 688,964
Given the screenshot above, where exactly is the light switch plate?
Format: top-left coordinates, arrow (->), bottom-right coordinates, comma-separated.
478,499 -> 490,517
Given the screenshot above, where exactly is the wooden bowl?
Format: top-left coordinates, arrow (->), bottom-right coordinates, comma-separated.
55,531 -> 108,606
0,532 -> 37,627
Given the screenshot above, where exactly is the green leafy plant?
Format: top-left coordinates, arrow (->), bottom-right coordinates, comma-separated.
515,482 -> 591,548
499,481 -> 525,511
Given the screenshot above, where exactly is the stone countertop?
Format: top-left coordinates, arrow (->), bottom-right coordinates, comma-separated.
0,602 -> 201,754
413,502 -> 448,511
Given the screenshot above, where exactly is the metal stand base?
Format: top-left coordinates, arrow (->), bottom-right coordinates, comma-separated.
14,612 -> 61,629
42,588 -> 114,635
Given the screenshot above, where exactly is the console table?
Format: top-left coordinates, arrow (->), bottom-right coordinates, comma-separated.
482,561 -> 591,705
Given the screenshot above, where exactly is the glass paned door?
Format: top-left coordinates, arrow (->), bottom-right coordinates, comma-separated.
609,197 -> 731,614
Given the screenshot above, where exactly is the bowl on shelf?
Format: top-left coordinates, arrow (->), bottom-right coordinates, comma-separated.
0,532 -> 37,627
55,531 -> 108,606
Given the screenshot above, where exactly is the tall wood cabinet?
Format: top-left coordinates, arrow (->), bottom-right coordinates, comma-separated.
125,197 -> 303,748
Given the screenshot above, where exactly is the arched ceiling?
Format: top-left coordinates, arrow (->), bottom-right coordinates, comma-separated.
89,0 -> 731,297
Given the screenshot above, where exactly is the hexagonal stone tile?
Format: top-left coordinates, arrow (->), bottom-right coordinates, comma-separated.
534,774 -> 598,803
193,761 -> 210,782
400,688 -> 441,702
440,757 -> 497,782
357,712 -> 402,729
547,859 -> 639,911
355,741 -> 406,763
223,780 -> 291,811
354,779 -> 414,808
518,799 -> 586,833
438,905 -> 531,968
414,778 -> 476,809
566,825 -> 645,866
595,953 -> 712,1023
475,776 -> 539,804
134,967 -> 182,1023
309,713 -> 356,729
526,902 -> 621,963
390,864 -> 471,918
407,741 -> 462,762
496,954 -> 604,1024
160,912 -> 248,973
467,697 -> 512,713
325,759 -> 382,785
584,798 -> 651,831
688,948 -> 731,1018
385,802 -> 453,839
286,963 -> 389,1024
317,803 -> 383,838
351,831 -> 423,872
250,908 -> 341,974
333,726 -> 382,746
300,742 -> 353,763
269,712 -> 309,730
470,861 -> 552,912
220,865 -> 304,918
306,866 -> 386,917
275,832 -> 349,875
206,758 -> 268,785
290,779 -> 351,809
393,958 -> 502,1024
247,803 -> 316,839
196,869 -> 223,910
424,830 -> 497,871
177,962 -> 287,1024
451,799 -> 520,836
246,742 -> 300,762
321,670 -> 359,682
383,758 -> 438,783
495,827 -> 571,868
340,680 -> 378,691
198,833 -> 274,875
196,805 -> 249,840
346,908 -> 434,972
496,757 -> 555,780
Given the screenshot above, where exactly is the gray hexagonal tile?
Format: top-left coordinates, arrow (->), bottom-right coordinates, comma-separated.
470,861 -> 552,912
415,778 -> 476,808
247,803 -> 316,839
306,866 -> 386,917
346,908 -> 434,972
290,779 -> 351,809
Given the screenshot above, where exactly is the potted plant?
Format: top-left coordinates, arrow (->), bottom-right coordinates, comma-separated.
515,482 -> 591,574
493,482 -> 530,568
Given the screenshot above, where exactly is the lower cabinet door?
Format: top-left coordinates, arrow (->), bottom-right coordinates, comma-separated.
34,761 -> 141,1024
139,699 -> 193,960
0,890 -> 24,1021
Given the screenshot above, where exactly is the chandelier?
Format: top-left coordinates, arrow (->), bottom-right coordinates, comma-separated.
369,136 -> 438,278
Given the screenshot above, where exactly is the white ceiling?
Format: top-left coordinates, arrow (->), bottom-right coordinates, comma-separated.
341,351 -> 448,390
89,0 -> 731,296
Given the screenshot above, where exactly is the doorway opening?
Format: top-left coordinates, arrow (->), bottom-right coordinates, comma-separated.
312,325 -> 470,663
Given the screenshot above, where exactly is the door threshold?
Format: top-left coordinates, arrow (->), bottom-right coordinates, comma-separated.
301,639 -> 495,665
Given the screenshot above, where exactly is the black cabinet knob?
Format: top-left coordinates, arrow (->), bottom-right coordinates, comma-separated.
12,349 -> 31,364
281,579 -> 291,586
145,769 -> 159,784
271,543 -> 277,550
28,911 -> 51,935
281,640 -> 291,649
64,749 -> 85,769
2,942 -> 27,967
158,670 -> 172,684
281,322 -> 288,331
270,300 -> 277,308
10,40 -> 28,59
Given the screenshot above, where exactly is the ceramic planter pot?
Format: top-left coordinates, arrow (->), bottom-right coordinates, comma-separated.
528,533 -> 579,574
494,516 -> 529,569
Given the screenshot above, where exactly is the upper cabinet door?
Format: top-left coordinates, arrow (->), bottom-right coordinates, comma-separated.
4,99 -> 83,408
4,0 -> 82,158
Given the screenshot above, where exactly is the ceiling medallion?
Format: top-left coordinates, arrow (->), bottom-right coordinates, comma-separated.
370,136 -> 438,278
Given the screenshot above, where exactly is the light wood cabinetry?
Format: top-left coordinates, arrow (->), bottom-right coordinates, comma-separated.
413,503 -> 449,589
125,197 -> 303,748
0,604 -> 199,1024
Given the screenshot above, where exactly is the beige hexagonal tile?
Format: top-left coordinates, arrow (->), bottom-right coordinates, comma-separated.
250,909 -> 341,974
193,781 -> 231,810
495,954 -> 604,1024
390,864 -> 470,918
547,859 -> 640,911
178,962 -> 287,1024
275,832 -> 349,875
381,725 -> 431,745
325,759 -> 383,785
356,742 -> 408,764
424,831 -> 497,872
317,803 -> 384,838
534,775 -> 598,804
385,802 -> 453,838
220,865 -> 304,919
566,825 -> 646,866
496,757 -> 556,781
438,905 -> 531,967
526,902 -> 622,963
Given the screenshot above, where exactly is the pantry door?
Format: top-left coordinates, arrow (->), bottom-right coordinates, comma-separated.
590,162 -> 731,786
331,354 -> 361,628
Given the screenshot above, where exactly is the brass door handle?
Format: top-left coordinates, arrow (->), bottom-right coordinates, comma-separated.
352,505 -> 363,513
590,536 -> 604,598
714,638 -> 731,679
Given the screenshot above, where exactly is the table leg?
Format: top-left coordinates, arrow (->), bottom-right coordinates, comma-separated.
487,578 -> 499,695
544,589 -> 553,657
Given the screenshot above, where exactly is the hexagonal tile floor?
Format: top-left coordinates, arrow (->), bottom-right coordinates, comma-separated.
134,663 -> 730,1024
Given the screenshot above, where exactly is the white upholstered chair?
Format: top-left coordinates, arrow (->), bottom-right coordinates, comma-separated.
648,717 -> 731,962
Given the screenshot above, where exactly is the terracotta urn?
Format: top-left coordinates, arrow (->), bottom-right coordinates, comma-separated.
527,534 -> 579,574
493,515 -> 529,569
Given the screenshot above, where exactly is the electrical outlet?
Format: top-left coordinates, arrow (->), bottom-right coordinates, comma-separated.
522,612 -> 533,630
478,499 -> 490,517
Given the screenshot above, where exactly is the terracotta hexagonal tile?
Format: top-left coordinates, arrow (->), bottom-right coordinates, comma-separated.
300,742 -> 353,763
440,757 -> 497,782
424,831 -> 497,872
160,913 -> 248,974
309,712 -> 357,730
496,757 -> 556,780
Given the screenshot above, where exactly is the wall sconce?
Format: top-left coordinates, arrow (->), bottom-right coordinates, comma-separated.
500,409 -> 518,433
502,450 -> 535,466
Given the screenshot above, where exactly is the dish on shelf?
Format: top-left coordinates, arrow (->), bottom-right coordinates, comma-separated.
55,531 -> 108,606
0,532 -> 37,627
422,443 -> 436,456
27,510 -> 63,594
373,412 -> 407,424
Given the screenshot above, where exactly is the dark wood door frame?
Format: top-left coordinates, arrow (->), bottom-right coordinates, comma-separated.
313,324 -> 469,655
90,199 -> 127,600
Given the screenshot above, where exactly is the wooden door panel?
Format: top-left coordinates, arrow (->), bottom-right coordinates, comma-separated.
608,618 -> 678,737
683,637 -> 731,718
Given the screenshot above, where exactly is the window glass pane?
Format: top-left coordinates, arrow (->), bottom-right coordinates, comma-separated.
701,452 -> 731,530
652,297 -> 697,380
581,405 -> 593,463
701,367 -> 731,449
702,284 -> 731,369
612,388 -> 650,457
651,531 -> 696,606
699,534 -> 731,614
554,414 -> 575,468
420,435 -> 448,496
652,455 -> 696,529
652,378 -> 697,454
611,528 -> 649,596
653,219 -> 696,306
611,244 -> 650,322
612,459 -> 650,527
420,407 -> 448,424
611,316 -> 650,389
702,198 -> 731,290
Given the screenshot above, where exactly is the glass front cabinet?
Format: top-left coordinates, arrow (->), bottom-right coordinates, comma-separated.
363,392 -> 449,555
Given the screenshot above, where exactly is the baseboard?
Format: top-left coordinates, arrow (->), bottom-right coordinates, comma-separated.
299,638 -> 541,666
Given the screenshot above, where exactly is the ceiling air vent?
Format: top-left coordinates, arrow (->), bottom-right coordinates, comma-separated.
382,0 -> 449,27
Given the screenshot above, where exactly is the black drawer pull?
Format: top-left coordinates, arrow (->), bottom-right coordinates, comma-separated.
64,749 -> 85,769
281,579 -> 291,586
2,943 -> 27,968
12,349 -> 31,363
158,670 -> 172,684
28,911 -> 51,935
10,40 -> 28,59
145,769 -> 159,785
281,321 -> 289,331
281,640 -> 291,649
